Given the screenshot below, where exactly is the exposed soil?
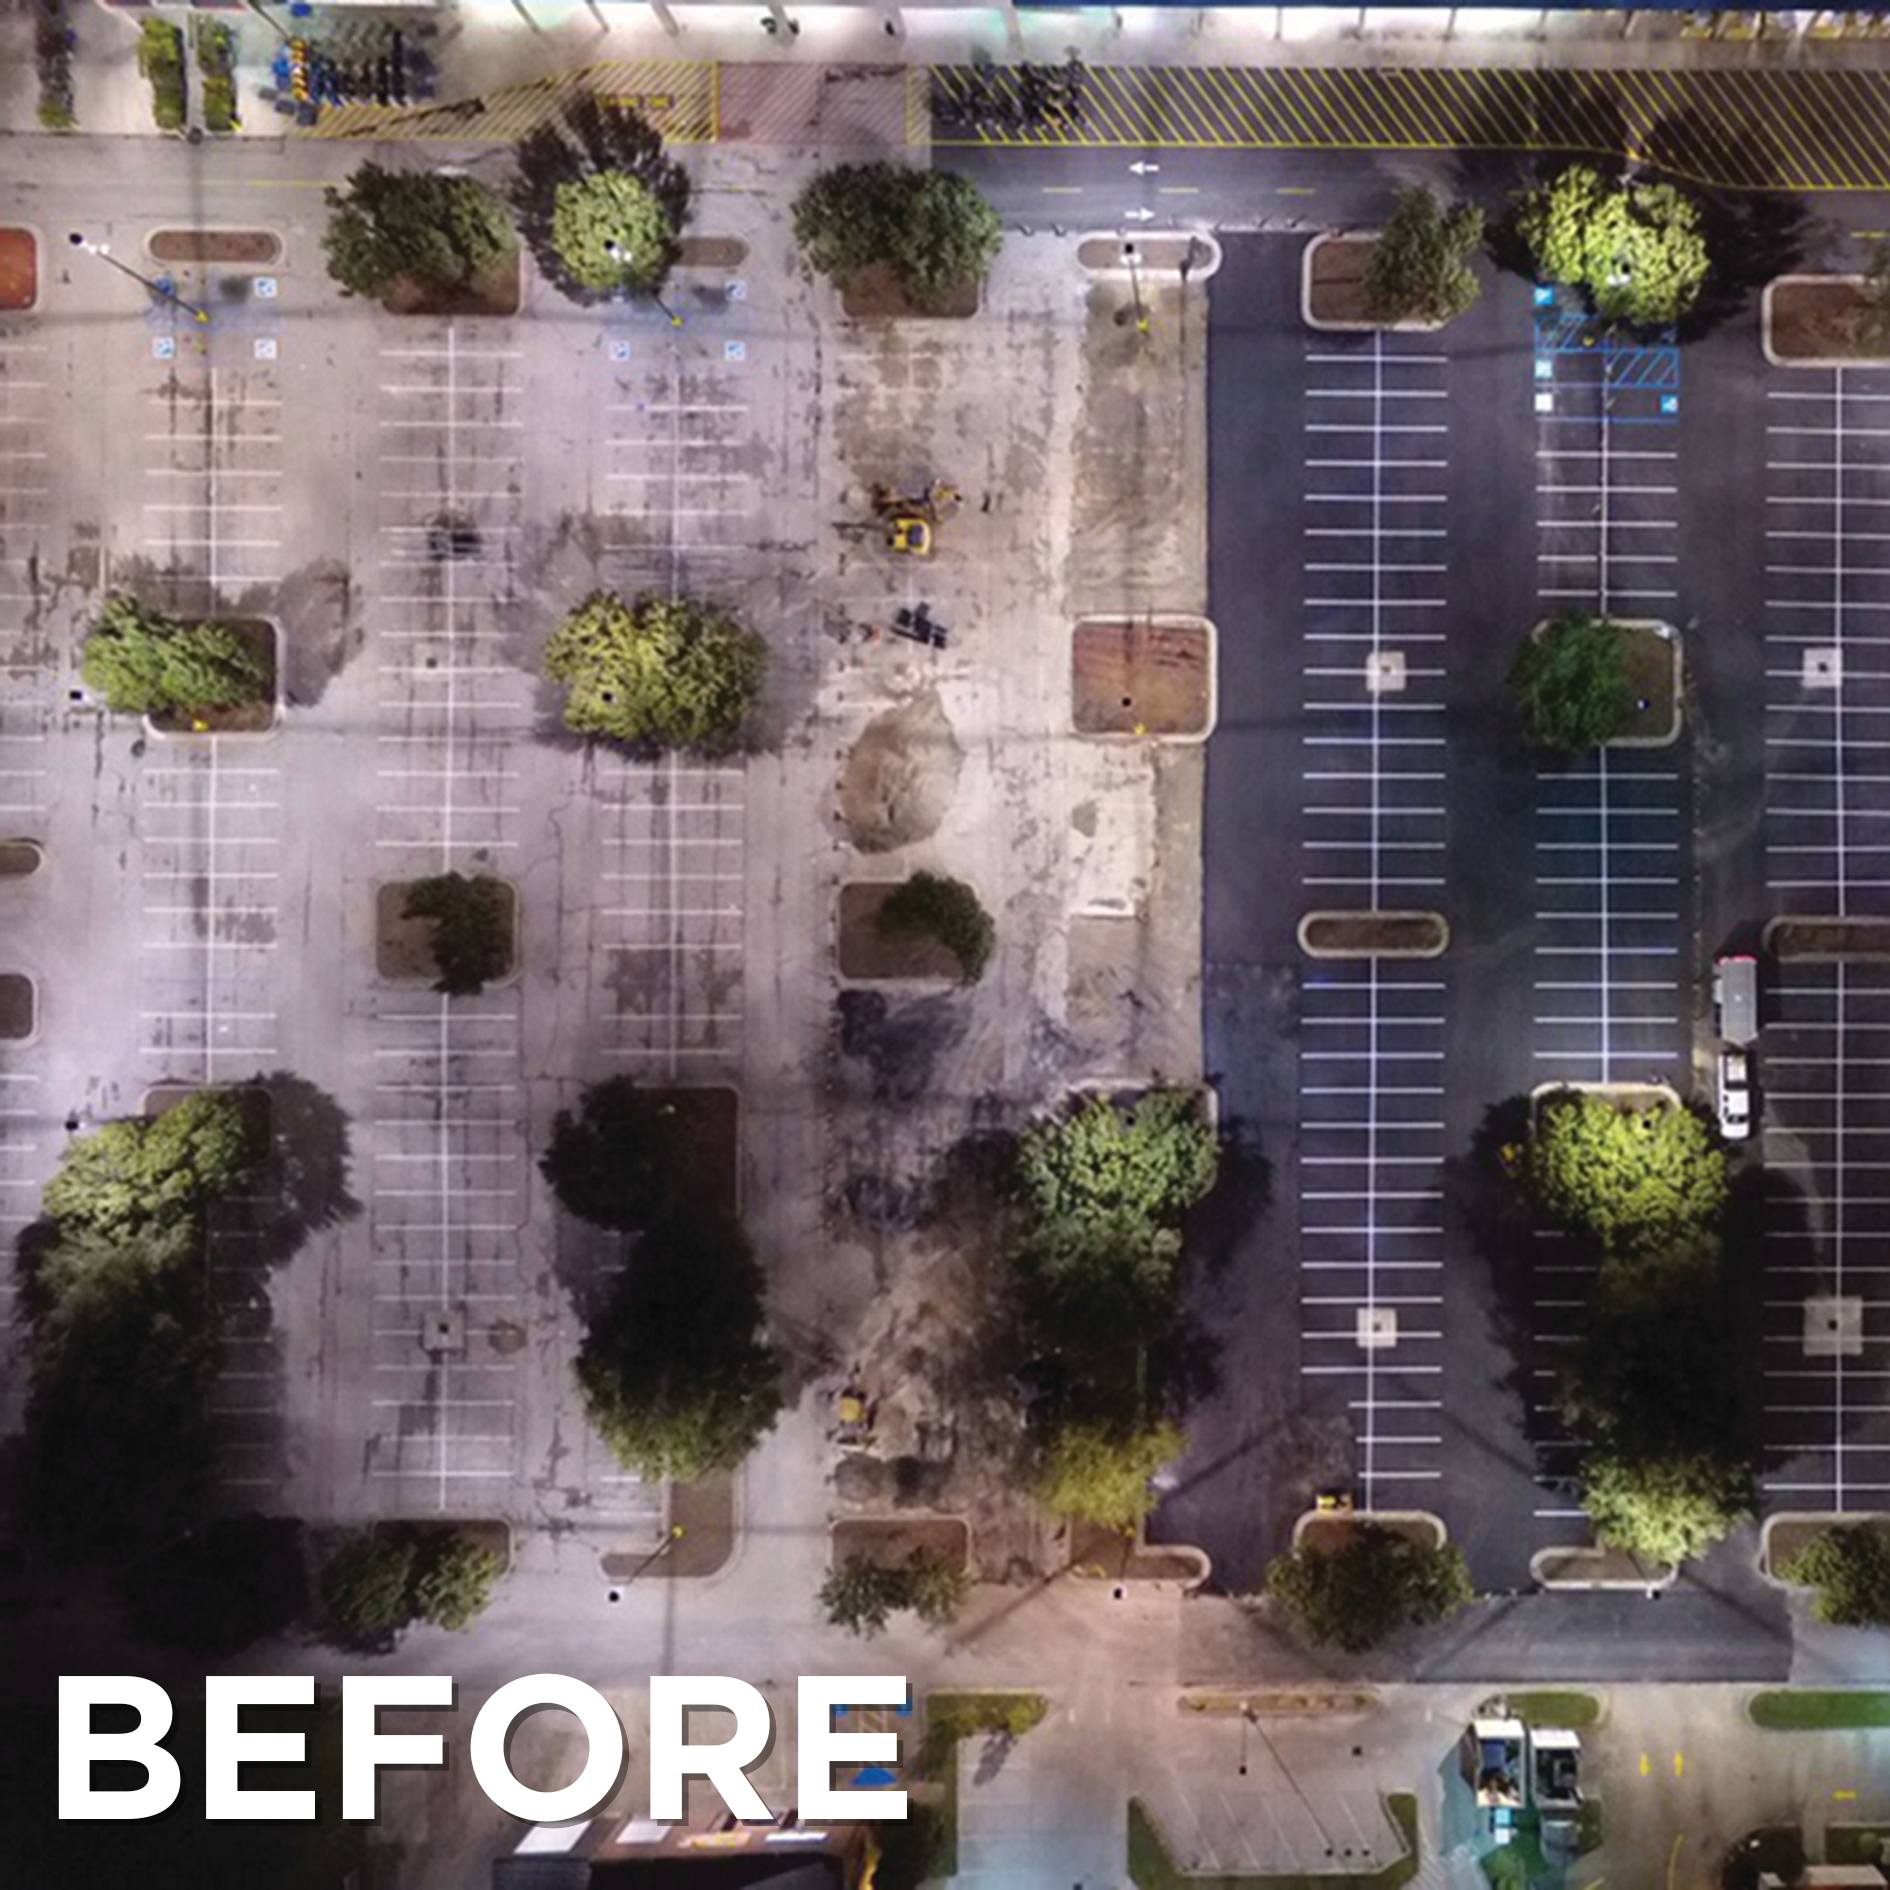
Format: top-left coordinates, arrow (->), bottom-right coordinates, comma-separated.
1294,1514 -> 1442,1556
838,690 -> 964,853
1614,621 -> 1680,745
1073,616 -> 1212,736
382,252 -> 521,319
646,1086 -> 740,1218
1306,233 -> 1379,326
151,619 -> 277,734
376,879 -> 519,985
1067,1521 -> 1202,1583
149,229 -> 281,266
0,229 -> 37,312
838,882 -> 964,982
1768,277 -> 1890,362
830,1514 -> 970,1572
1770,915 -> 1890,961
0,973 -> 33,1040
676,237 -> 747,270
1300,911 -> 1448,957
840,261 -> 980,321
0,841 -> 42,878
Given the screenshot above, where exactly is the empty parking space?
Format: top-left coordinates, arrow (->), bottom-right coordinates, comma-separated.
0,336 -> 50,824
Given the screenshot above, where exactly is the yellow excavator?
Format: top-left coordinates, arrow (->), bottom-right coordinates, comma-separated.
872,480 -> 962,556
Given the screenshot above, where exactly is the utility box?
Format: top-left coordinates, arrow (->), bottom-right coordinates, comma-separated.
1530,1727 -> 1581,1820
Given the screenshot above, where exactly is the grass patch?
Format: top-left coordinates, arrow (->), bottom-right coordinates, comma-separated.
1828,1824 -> 1890,1866
1749,1690 -> 1890,1729
1503,1691 -> 1602,1729
1129,1792 -> 1418,1889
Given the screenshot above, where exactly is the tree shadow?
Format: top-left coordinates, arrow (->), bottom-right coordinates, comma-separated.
1677,183 -> 1811,343
1186,1114 -> 1271,1281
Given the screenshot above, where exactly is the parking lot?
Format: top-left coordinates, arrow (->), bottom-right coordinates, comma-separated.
1760,364 -> 1890,1509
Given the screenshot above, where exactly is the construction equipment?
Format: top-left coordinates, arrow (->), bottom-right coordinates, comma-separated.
872,481 -> 962,557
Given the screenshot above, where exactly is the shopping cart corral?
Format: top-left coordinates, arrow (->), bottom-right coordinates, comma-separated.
264,23 -> 436,122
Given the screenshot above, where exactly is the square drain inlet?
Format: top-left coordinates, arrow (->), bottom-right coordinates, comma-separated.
1357,1306 -> 1398,1351
1805,1295 -> 1863,1358
1805,646 -> 1842,689
1366,650 -> 1407,695
422,1306 -> 468,1359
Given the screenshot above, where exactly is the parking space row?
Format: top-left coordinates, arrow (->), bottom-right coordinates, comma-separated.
1293,337 -> 1451,1499
593,751 -> 746,1074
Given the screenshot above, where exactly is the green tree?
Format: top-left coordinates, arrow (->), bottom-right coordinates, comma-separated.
1515,164 -> 1710,325
551,171 -> 676,293
819,1556 -> 908,1637
1266,1525 -> 1474,1653
42,1088 -> 261,1238
575,1211 -> 783,1481
540,1077 -> 714,1231
320,1533 -> 418,1639
1365,187 -> 1486,326
82,594 -> 271,719
545,590 -> 767,752
402,872 -> 513,997
792,163 -> 1004,312
1580,1447 -> 1747,1566
1034,1417 -> 1183,1533
904,1548 -> 971,1629
1509,611 -> 1631,754
1782,1523 -> 1890,1627
1017,1090 -> 1219,1234
878,870 -> 995,982
323,161 -> 517,300
1524,1091 -> 1728,1259
411,1535 -> 504,1631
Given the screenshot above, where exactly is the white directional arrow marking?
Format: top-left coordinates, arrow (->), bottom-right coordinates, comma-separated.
1123,207 -> 1156,224
1128,160 -> 1161,176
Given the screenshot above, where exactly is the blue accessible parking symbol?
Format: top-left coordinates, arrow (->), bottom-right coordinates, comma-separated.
1661,394 -> 1680,415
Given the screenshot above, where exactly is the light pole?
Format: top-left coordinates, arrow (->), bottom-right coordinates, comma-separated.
1123,238 -> 1151,343
69,231 -> 210,325
605,240 -> 683,328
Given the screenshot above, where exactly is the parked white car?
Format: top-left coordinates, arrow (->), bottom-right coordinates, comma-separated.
1718,1048 -> 1753,1141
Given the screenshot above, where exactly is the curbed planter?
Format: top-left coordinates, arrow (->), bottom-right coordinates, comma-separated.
0,226 -> 41,314
375,877 -> 520,990
1528,615 -> 1681,750
1291,1509 -> 1446,1556
600,1474 -> 739,1583
0,839 -> 43,879
1302,231 -> 1448,334
1530,1542 -> 1677,1591
830,1514 -> 971,1573
147,228 -> 283,268
837,880 -> 966,984
1072,615 -> 1217,741
1299,910 -> 1449,960
1529,1079 -> 1681,1131
143,620 -> 282,741
0,971 -> 36,1043
1075,231 -> 1223,281
1766,913 -> 1890,963
142,1079 -> 274,1146
1762,275 -> 1890,368
1067,1518 -> 1211,1590
1760,1510 -> 1890,1588
675,237 -> 748,271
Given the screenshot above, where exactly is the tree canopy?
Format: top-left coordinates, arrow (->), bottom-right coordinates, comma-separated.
81,594 -> 272,719
1782,1523 -> 1890,1627
1034,1417 -> 1183,1533
1524,1091 -> 1728,1259
403,872 -> 513,997
575,1211 -> 783,1481
1580,1446 -> 1747,1566
320,1528 -> 504,1642
878,870 -> 995,983
1365,188 -> 1486,326
323,161 -> 517,300
1266,1525 -> 1474,1653
545,590 -> 767,752
792,163 -> 1004,311
819,1549 -> 968,1637
540,1077 -> 704,1231
1509,611 -> 1631,754
551,171 -> 677,293
1017,1089 -> 1219,1233
1515,164 -> 1710,325
42,1088 -> 261,1238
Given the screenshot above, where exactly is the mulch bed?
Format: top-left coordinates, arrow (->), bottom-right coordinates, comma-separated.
1615,621 -> 1679,743
676,237 -> 748,270
1763,1516 -> 1858,1581
1306,234 -> 1378,327
149,230 -> 282,266
1771,916 -> 1890,960
0,973 -> 33,1040
831,1515 -> 970,1573
375,878 -> 519,985
1301,911 -> 1447,956
0,230 -> 37,312
840,261 -> 979,320
601,1477 -> 737,1579
1294,1514 -> 1442,1557
1073,617 -> 1211,736
0,841 -> 41,877
151,619 -> 276,734
383,252 -> 521,318
837,881 -> 963,982
1068,1521 -> 1201,1583
1768,277 -> 1889,362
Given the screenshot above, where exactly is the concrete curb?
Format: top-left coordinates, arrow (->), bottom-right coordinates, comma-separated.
1757,1510 -> 1890,1589
1075,231 -> 1222,281
142,618 -> 285,745
1298,909 -> 1449,959
1530,1543 -> 1679,1591
1527,615 -> 1682,750
1301,230 -> 1450,335
1762,274 -> 1890,370
1765,913 -> 1890,964
1291,1508 -> 1447,1551
143,226 -> 285,271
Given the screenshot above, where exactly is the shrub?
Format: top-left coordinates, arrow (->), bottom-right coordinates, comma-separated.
411,1535 -> 504,1631
321,1533 -> 417,1639
1515,164 -> 1710,325
1510,611 -> 1631,753
1034,1417 -> 1183,1533
81,594 -> 271,720
1365,187 -> 1485,325
196,20 -> 236,133
551,171 -> 676,293
1017,1089 -> 1219,1233
323,162 -> 517,301
877,871 -> 995,982
138,18 -> 185,132
1581,1447 -> 1747,1566
792,164 -> 1003,311
819,1556 -> 908,1637
545,590 -> 766,752
402,872 -> 512,997
1266,1525 -> 1474,1652
1781,1523 -> 1890,1626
